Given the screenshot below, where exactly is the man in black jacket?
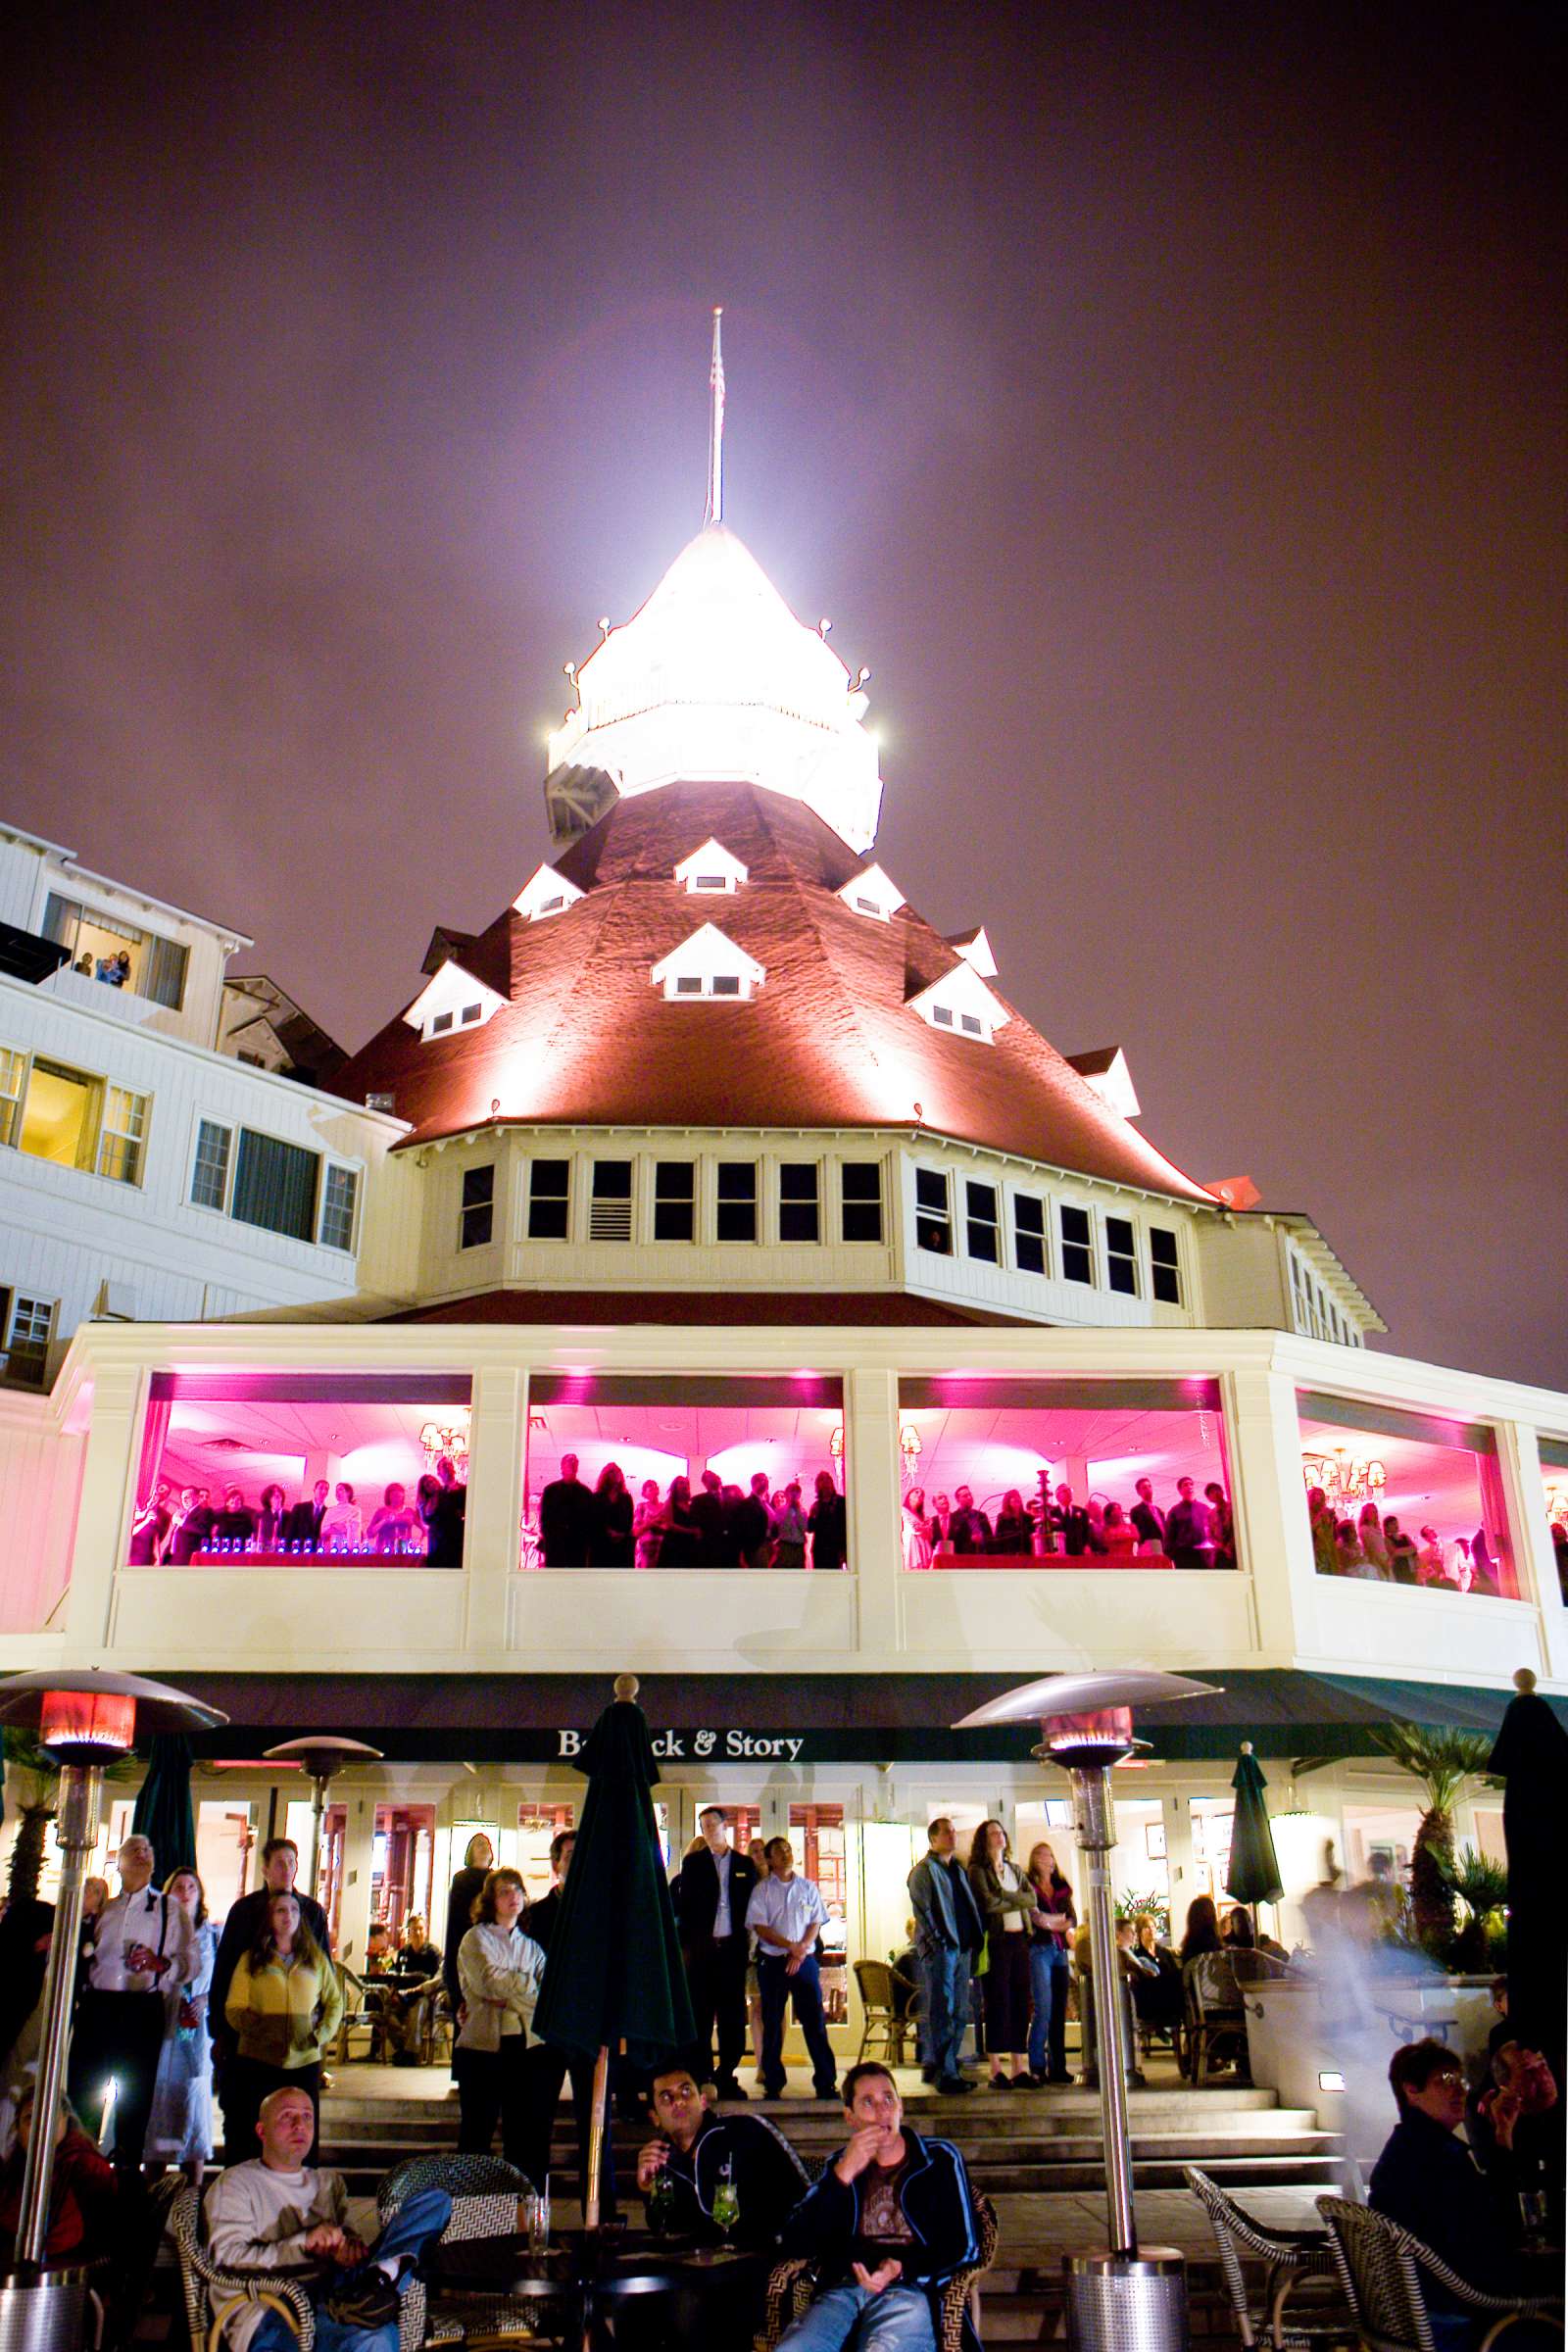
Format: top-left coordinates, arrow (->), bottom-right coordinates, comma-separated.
1370,2037 -> 1527,2329
675,1807 -> 760,2102
775,2062 -> 983,2351
281,1480 -> 329,1551
538,1455 -> 595,1566
209,1838 -> 333,2160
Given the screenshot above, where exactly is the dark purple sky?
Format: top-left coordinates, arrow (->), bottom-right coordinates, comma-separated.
3,4 -> 1563,1386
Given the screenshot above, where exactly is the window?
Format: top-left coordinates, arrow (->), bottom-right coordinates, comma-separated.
1013,1193 -> 1047,1275
960,1012 -> 983,1036
1151,1226 -> 1182,1305
528,1158 -> 570,1239
98,1087 -> 148,1186
191,1119 -> 232,1210
320,1164 -> 360,1252
932,1004 -> 954,1027
431,1010 -> 454,1035
710,973 -> 741,997
4,1293 -> 53,1388
460,1165 -> 494,1250
43,894 -> 188,1009
654,1161 -> 695,1242
716,1161 -> 758,1243
779,1162 -> 820,1244
1059,1203 -> 1095,1285
915,1168 -> 952,1254
232,1130 -> 318,1242
461,1004 -> 483,1026
965,1179 -> 1000,1263
841,1162 -> 883,1244
694,874 -> 729,893
1298,1389 -> 1517,1597
0,1051 -> 23,1150
1105,1215 -> 1138,1296
589,1159 -> 633,1242
675,975 -> 702,996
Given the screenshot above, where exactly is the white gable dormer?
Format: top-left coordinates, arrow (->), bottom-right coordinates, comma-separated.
673,839 -> 749,897
403,959 -> 508,1043
650,923 -> 766,1003
836,863 -> 905,922
906,959 -> 1009,1045
947,924 -> 998,978
513,861 -> 584,921
1067,1045 -> 1142,1120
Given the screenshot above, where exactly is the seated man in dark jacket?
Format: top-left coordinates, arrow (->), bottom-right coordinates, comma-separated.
629,2059 -> 807,2345
775,2061 -> 983,2351
1369,2037 -> 1527,2342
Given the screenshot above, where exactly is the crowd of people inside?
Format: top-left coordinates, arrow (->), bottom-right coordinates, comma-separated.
1307,1486 -> 1508,1592
529,1457 -> 849,1568
900,1472 -> 1234,1570
127,1458 -> 467,1565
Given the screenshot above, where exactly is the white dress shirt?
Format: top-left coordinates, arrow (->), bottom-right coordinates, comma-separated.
88,1885 -> 199,1993
711,1847 -> 733,1938
746,1873 -> 828,1952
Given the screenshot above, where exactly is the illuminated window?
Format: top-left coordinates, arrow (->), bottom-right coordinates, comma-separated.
528,1158 -> 570,1240
716,1161 -> 758,1243
589,1160 -> 633,1242
460,1164 -> 495,1250
779,1162 -> 820,1243
654,1161 -> 695,1242
1105,1215 -> 1138,1296
42,893 -> 187,1009
20,1057 -> 99,1172
1013,1193 -> 1047,1275
1059,1203 -> 1095,1285
915,1168 -> 952,1255
1151,1227 -> 1182,1305
965,1179 -> 1000,1263
841,1162 -> 883,1243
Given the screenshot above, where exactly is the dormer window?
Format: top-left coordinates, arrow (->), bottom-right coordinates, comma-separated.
836,863 -> 905,922
403,959 -> 507,1043
651,924 -> 765,1003
906,962 -> 1008,1045
513,862 -> 584,922
674,840 -> 748,896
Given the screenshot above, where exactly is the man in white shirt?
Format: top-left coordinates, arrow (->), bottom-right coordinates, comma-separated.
205,2082 -> 450,2352
746,1837 -> 838,2101
68,1832 -> 198,2171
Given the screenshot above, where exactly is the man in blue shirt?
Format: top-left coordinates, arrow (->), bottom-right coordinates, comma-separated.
906,1821 -> 983,2095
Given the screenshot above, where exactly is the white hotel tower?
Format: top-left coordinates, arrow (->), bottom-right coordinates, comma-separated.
1,326 -> 1564,2040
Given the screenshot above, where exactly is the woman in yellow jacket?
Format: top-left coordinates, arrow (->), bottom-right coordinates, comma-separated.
223,1889 -> 343,2158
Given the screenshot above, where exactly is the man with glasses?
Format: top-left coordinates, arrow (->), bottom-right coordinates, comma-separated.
1370,2038 -> 1530,2335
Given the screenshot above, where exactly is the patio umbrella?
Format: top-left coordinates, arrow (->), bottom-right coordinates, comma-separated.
531,1673 -> 695,2229
1487,1669 -> 1568,2083
1225,1741 -> 1283,1920
130,1731 -> 197,1878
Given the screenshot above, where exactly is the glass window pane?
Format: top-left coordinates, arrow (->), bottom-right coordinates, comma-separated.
1150,1227 -> 1182,1304
1013,1194 -> 1047,1275
232,1130 -> 318,1242
5,1294 -> 53,1388
192,1119 -> 231,1209
841,1163 -> 883,1243
20,1058 -> 101,1172
528,1158 -> 570,1239
0,1049 -> 26,1151
654,1161 -> 695,1242
320,1164 -> 359,1251
1298,1394 -> 1515,1596
716,1162 -> 757,1242
779,1162 -> 819,1243
1059,1202 -> 1094,1285
965,1179 -> 999,1263
915,1168 -> 951,1255
98,1086 -> 148,1186
1106,1215 -> 1138,1296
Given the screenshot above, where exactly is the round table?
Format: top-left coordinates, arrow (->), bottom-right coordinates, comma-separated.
427,2228 -> 764,2347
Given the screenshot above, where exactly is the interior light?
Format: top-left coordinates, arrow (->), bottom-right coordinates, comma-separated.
1318,2071 -> 1346,2093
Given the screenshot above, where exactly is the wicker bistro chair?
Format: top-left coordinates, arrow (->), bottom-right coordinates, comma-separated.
1184,1952 -> 1250,2086
761,2190 -> 999,2352
378,2153 -> 559,2350
168,2183 -> 428,2352
329,1966 -> 393,2066
853,1960 -> 919,2066
1316,2195 -> 1562,2352
1185,2167 -> 1348,2351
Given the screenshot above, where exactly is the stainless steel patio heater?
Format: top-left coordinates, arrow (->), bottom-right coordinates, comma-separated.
0,1668 -> 225,2352
955,1670 -> 1219,2352
263,1735 -> 384,1901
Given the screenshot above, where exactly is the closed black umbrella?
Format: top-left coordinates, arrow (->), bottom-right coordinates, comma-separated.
1487,1668 -> 1568,2084
531,1674 -> 694,2227
130,1731 -> 197,1879
1225,1741 -> 1283,1917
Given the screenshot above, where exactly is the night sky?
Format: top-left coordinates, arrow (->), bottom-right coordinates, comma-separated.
3,5 -> 1562,1386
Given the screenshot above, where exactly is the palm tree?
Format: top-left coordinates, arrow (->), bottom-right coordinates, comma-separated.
2,1729 -> 60,1906
1373,1725 -> 1494,1956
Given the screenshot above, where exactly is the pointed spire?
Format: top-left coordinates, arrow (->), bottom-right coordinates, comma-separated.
705,305 -> 725,527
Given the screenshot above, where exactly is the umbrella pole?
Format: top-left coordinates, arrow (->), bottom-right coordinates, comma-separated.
583,2043 -> 611,2230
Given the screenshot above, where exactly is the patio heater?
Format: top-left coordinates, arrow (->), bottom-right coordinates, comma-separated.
263,1736 -> 384,1903
0,1668 -> 225,2352
955,1670 -> 1219,2352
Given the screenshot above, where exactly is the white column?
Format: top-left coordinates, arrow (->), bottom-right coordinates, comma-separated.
846,1367 -> 901,1659
463,1366 -> 526,1655
1222,1365 -> 1314,1658
1496,1419 -> 1563,1680
1160,1789 -> 1200,1920
336,1787 -> 378,1970
63,1364 -> 145,1653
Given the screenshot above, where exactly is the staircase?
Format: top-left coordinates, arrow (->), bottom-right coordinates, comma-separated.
318,2067 -> 1346,2343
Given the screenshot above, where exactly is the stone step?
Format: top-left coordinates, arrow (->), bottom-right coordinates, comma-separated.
320,2082 -> 1286,2124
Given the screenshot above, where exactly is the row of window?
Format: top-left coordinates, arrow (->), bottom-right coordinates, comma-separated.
913,1167 -> 1183,1302
460,1157 -> 887,1251
192,1119 -> 359,1251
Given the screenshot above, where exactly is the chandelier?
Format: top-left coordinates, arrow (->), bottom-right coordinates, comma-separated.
420,1413 -> 471,1482
1545,1478 -> 1568,1528
1301,1446 -> 1386,1511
